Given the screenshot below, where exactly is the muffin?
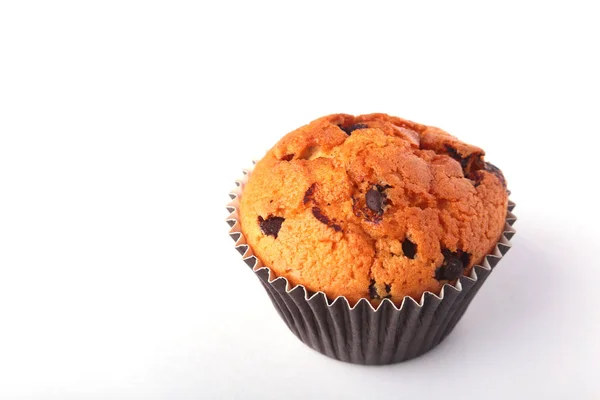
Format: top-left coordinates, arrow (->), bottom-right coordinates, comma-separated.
228,113 -> 516,364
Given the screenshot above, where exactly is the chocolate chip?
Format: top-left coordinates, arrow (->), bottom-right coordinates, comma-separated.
352,185 -> 390,223
368,279 -> 379,299
435,249 -> 471,280
311,207 -> 342,232
311,206 -> 329,225
281,154 -> 294,161
384,283 -> 391,293
258,215 -> 285,238
338,123 -> 368,136
459,251 -> 471,267
366,188 -> 383,213
443,257 -> 464,280
434,267 -> 446,280
303,183 -> 317,205
402,239 -> 417,259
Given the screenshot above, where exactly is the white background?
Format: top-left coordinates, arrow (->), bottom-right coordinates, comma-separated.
1,1 -> 599,399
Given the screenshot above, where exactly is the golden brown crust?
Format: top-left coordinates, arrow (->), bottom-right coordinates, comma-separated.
239,113 -> 508,306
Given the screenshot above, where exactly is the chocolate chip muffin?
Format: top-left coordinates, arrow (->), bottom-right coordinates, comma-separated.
239,113 -> 508,306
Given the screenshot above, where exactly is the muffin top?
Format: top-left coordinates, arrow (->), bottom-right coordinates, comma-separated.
239,113 -> 508,305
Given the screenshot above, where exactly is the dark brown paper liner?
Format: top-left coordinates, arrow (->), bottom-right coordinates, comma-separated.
227,166 -> 517,365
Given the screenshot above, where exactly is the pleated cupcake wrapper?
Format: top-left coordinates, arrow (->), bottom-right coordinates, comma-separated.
227,165 -> 517,365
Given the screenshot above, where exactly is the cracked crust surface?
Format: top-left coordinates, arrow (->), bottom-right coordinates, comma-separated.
239,113 -> 508,306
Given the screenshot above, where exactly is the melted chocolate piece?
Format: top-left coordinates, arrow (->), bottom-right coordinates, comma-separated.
311,207 -> 342,232
352,184 -> 392,223
338,123 -> 368,136
303,183 -> 317,204
435,249 -> 471,281
366,188 -> 383,213
441,256 -> 464,280
258,215 -> 285,238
